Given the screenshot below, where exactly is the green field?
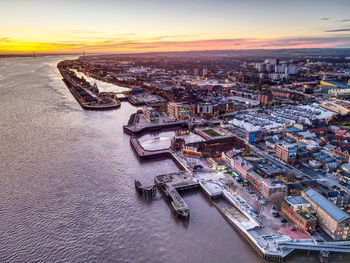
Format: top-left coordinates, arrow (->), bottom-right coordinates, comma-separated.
203,129 -> 221,137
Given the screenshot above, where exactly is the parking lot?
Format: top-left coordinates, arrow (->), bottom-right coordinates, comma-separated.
225,173 -> 292,231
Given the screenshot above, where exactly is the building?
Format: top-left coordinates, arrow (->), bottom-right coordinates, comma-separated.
301,188 -> 350,240
261,179 -> 287,199
171,137 -> 185,150
182,137 -> 245,158
246,171 -> 287,199
321,80 -> 349,89
202,68 -> 208,76
275,143 -> 298,164
142,107 -> 159,123
271,88 -> 299,100
275,64 -> 286,74
258,92 -> 273,105
285,65 -> 298,75
167,102 -> 191,120
191,103 -> 215,116
231,155 -> 253,179
281,196 -> 317,232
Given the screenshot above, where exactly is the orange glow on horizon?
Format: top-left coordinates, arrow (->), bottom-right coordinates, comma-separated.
0,36 -> 345,55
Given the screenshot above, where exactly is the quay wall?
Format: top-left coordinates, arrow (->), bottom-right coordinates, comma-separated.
212,201 -> 284,262
129,136 -> 190,172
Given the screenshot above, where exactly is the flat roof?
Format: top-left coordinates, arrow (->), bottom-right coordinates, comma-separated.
285,196 -> 309,206
303,188 -> 349,222
285,127 -> 302,132
321,80 -> 349,89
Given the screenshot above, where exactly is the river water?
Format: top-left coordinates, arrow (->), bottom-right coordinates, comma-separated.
0,56 -> 343,263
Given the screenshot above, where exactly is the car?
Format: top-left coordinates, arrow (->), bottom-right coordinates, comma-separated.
272,212 -> 279,217
290,227 -> 296,231
259,199 -> 267,204
281,218 -> 287,223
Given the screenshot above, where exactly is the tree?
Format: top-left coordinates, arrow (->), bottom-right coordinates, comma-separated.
269,192 -> 285,210
224,176 -> 237,192
252,201 -> 263,215
284,170 -> 296,182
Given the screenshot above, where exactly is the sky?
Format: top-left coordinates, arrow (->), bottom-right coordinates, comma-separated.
1,0 -> 350,54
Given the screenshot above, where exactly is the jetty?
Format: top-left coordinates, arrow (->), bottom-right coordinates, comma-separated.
135,171 -> 199,218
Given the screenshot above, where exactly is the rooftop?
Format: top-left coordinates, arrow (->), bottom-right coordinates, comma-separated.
303,188 -> 349,222
285,196 -> 309,207
298,210 -> 315,221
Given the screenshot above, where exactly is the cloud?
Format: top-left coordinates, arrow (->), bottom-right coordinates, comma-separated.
333,19 -> 350,23
325,28 -> 350,32
75,35 -> 350,52
321,18 -> 330,21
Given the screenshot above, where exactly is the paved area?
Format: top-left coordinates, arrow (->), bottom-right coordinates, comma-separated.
278,227 -> 311,240
226,173 -> 290,231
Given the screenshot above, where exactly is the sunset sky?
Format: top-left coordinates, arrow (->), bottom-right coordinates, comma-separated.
1,0 -> 350,54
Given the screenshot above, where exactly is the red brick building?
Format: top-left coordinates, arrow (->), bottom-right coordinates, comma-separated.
258,92 -> 273,105
281,196 -> 317,233
275,143 -> 298,164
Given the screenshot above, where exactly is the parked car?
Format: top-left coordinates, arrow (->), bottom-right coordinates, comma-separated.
272,212 -> 279,217
259,199 -> 267,204
281,218 -> 287,223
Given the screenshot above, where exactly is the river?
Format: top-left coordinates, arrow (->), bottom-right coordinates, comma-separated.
0,56 -> 343,262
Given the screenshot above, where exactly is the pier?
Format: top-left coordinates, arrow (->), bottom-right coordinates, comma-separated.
155,172 -> 200,218
135,171 -> 199,218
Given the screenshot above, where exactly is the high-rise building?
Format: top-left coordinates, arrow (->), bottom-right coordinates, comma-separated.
285,66 -> 298,75
275,65 -> 286,73
202,68 -> 208,76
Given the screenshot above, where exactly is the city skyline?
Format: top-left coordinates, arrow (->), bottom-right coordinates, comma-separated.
1,0 -> 350,53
